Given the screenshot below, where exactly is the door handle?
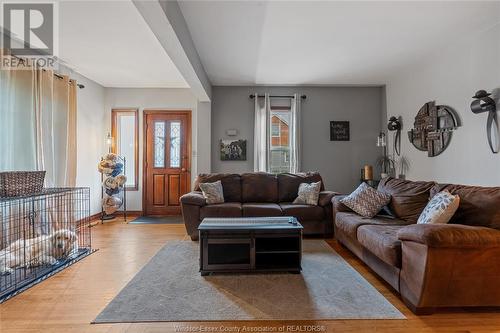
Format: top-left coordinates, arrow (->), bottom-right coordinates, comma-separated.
182,168 -> 190,172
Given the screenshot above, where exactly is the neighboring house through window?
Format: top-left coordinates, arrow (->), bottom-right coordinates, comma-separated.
270,107 -> 291,174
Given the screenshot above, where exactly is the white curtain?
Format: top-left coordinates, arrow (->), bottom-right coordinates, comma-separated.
254,93 -> 270,172
289,93 -> 301,173
0,52 -> 77,186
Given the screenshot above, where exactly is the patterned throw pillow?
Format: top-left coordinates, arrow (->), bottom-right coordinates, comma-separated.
340,182 -> 392,218
293,181 -> 322,205
417,191 -> 460,224
199,180 -> 224,204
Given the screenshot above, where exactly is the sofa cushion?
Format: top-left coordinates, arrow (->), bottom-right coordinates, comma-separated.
293,181 -> 322,205
241,173 -> 278,203
340,182 -> 391,218
199,180 -> 225,204
378,177 -> 436,224
200,202 -> 242,219
278,172 -> 324,202
280,203 -> 325,221
180,191 -> 206,206
335,211 -> 410,239
417,191 -> 460,225
242,203 -> 283,217
194,173 -> 242,202
431,184 -> 500,229
357,225 -> 405,268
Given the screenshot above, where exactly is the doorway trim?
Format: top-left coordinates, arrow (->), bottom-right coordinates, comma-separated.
142,109 -> 192,216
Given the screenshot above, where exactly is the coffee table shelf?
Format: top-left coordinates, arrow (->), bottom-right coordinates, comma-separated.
198,217 -> 303,275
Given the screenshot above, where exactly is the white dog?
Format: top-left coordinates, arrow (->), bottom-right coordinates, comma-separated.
0,229 -> 77,275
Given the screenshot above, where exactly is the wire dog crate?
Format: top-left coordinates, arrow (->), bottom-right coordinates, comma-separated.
0,187 -> 93,303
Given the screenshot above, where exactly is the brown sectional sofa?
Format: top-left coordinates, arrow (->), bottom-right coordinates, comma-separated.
180,172 -> 337,240
334,177 -> 500,314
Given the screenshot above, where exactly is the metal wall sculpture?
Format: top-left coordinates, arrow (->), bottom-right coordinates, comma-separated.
408,101 -> 459,157
470,90 -> 498,154
387,116 -> 402,156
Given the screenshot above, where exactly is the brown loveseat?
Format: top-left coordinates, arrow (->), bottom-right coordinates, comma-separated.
333,177 -> 500,314
180,172 -> 337,240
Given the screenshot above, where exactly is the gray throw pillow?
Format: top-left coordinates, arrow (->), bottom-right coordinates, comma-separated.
293,181 -> 322,205
199,180 -> 224,204
340,182 -> 391,218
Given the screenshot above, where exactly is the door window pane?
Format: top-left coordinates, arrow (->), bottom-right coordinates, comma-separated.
170,121 -> 181,168
154,121 -> 166,168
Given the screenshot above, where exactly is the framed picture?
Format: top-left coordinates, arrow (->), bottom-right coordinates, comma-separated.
220,139 -> 247,161
330,121 -> 350,141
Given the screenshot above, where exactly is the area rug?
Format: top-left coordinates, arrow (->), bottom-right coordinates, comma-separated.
129,216 -> 184,224
94,240 -> 404,322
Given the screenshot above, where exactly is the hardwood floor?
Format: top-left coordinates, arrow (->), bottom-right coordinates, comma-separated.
1,218 -> 499,333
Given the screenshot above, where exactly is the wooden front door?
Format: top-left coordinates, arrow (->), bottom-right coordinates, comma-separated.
143,111 -> 191,215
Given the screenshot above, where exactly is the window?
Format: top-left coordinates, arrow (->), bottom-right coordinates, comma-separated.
170,121 -> 181,168
255,95 -> 300,174
269,107 -> 291,174
271,121 -> 280,137
154,121 -> 166,168
111,109 -> 139,190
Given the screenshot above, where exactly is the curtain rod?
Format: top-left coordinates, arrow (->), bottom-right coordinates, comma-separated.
249,94 -> 306,99
53,72 -> 85,89
7,53 -> 85,89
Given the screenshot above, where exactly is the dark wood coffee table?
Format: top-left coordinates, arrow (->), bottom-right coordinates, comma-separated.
198,217 -> 303,276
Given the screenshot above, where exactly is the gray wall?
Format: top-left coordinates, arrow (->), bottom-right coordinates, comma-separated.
385,22 -> 500,186
212,86 -> 384,193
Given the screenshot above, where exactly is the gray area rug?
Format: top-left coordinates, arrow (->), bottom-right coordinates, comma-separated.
94,241 -> 404,322
129,216 -> 184,224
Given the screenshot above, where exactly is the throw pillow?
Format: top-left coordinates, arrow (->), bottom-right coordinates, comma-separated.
417,191 -> 460,224
293,181 -> 322,205
199,180 -> 224,204
340,182 -> 391,218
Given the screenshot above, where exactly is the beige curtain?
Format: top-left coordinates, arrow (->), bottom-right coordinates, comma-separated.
34,71 -> 77,187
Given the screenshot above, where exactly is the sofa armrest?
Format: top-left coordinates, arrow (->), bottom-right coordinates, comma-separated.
180,191 -> 206,206
398,224 -> 500,248
318,191 -> 339,207
332,195 -> 353,213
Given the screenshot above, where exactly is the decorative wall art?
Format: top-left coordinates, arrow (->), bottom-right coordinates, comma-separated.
220,139 -> 247,161
330,121 -> 350,141
407,101 -> 459,157
387,116 -> 402,156
470,90 -> 499,154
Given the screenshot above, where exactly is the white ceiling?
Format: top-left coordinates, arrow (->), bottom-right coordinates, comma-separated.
179,1 -> 500,86
58,0 -> 188,88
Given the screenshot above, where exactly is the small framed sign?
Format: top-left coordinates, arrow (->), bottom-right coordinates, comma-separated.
330,121 -> 350,141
